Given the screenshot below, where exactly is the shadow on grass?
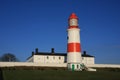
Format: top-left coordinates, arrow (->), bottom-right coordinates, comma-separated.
0,68 -> 4,80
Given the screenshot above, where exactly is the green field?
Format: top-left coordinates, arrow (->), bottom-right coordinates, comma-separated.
1,69 -> 120,80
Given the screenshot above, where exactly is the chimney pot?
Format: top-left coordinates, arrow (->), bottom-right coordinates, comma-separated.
51,48 -> 54,54
83,51 -> 86,55
32,51 -> 34,56
35,48 -> 38,54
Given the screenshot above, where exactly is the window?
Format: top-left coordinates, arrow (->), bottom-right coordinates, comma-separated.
53,56 -> 55,59
82,57 -> 84,60
67,36 -> 69,40
47,56 -> 49,59
59,56 -> 61,60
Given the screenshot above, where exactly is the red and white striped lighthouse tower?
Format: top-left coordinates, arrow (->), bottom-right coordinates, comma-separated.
67,13 -> 82,71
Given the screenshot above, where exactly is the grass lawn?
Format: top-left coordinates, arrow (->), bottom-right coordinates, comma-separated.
2,70 -> 120,80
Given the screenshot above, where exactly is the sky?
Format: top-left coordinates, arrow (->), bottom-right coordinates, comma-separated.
0,0 -> 120,64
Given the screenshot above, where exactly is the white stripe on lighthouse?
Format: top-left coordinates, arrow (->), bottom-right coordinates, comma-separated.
67,28 -> 80,43
67,52 -> 81,63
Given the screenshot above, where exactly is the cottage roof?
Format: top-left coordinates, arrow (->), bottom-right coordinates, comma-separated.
27,48 -> 94,60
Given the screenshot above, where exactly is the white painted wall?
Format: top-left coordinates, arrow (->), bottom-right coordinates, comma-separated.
0,62 -> 67,67
27,55 -> 95,65
27,55 -> 65,64
86,64 -> 120,68
82,57 -> 95,65
0,62 -> 120,69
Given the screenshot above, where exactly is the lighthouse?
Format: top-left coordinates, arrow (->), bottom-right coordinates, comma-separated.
67,13 -> 82,71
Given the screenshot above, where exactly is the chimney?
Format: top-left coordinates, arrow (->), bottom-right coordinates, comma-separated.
51,48 -> 54,54
83,51 -> 86,55
32,51 -> 34,56
35,48 -> 38,54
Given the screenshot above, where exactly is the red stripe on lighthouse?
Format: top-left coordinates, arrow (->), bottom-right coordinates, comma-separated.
68,26 -> 79,29
67,43 -> 81,52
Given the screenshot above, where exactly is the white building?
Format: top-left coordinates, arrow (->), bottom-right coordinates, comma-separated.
81,51 -> 95,65
27,48 -> 95,65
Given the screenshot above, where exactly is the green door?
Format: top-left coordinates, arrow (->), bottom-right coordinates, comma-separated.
72,64 -> 74,71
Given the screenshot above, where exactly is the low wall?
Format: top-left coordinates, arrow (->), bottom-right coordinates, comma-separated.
0,62 -> 67,67
0,62 -> 120,68
86,64 -> 120,68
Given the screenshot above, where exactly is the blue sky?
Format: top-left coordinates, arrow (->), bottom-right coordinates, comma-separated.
0,0 -> 120,64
